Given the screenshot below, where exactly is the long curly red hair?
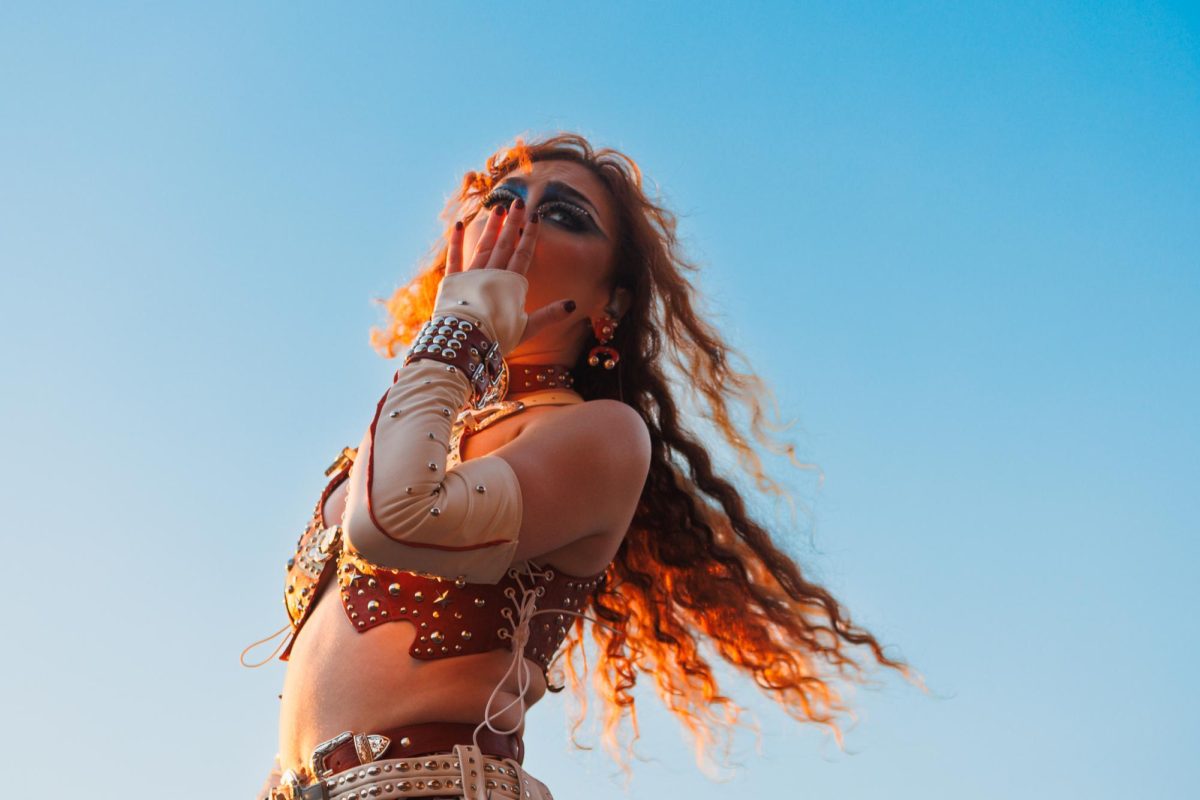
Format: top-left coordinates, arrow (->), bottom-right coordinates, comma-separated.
369,132 -> 927,780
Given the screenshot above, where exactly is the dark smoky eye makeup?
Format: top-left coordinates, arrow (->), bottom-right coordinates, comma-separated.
480,186 -> 595,233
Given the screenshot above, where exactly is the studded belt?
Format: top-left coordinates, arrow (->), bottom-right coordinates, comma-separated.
268,723 -> 546,800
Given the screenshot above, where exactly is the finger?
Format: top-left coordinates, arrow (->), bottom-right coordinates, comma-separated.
485,197 -> 526,269
467,204 -> 508,271
445,219 -> 465,274
506,207 -> 541,276
520,298 -> 577,346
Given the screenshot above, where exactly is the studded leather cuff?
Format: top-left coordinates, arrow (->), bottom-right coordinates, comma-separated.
402,314 -> 505,408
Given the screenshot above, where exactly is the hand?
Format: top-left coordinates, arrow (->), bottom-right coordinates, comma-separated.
444,200 -> 577,349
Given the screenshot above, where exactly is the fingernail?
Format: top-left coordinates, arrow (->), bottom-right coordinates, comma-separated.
530,211 -> 539,223
515,197 -> 525,210
494,205 -> 505,216
455,220 -> 463,231
564,300 -> 576,312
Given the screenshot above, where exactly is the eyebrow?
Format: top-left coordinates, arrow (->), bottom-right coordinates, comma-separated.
495,177 -> 609,239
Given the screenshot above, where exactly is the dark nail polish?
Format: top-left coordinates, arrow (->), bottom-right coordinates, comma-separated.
515,197 -> 525,210
494,205 -> 505,216
564,300 -> 576,312
454,220 -> 463,231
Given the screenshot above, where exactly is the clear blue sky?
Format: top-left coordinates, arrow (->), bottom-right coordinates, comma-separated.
2,2 -> 1197,798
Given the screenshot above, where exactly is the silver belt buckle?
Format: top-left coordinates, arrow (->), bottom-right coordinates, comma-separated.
310,730 -> 393,780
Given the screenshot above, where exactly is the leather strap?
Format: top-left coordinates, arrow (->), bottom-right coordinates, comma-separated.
404,316 -> 503,405
312,722 -> 522,779
506,363 -> 574,391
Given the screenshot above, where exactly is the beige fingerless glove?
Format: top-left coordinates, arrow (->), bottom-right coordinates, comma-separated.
432,269 -> 529,353
341,270 -> 529,584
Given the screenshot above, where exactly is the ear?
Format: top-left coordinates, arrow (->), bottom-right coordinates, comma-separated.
607,286 -> 633,322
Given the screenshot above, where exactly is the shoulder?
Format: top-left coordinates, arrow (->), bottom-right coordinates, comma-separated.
549,399 -> 650,467
518,398 -> 651,491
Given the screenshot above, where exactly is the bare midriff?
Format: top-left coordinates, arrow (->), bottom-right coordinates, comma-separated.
275,404 -> 594,778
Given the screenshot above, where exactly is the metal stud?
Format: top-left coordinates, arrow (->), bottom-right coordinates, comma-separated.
427,462 -> 438,471
430,507 -> 440,516
475,484 -> 486,493
389,410 -> 401,418
474,597 -> 486,607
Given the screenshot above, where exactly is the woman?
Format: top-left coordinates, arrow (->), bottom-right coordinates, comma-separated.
244,133 -> 923,800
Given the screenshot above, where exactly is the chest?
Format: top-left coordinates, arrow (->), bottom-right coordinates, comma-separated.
280,408 -> 605,665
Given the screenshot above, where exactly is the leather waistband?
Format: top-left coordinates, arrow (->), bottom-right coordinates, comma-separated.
305,722 -> 521,783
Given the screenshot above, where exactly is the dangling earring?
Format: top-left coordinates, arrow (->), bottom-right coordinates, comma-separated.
587,311 -> 620,370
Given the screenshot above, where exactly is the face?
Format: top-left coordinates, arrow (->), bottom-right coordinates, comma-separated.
460,159 -> 621,357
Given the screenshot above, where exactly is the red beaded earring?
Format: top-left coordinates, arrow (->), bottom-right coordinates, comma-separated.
587,312 -> 620,370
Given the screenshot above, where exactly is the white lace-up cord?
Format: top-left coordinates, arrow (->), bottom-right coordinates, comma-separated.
471,562 -> 618,800
239,622 -> 293,668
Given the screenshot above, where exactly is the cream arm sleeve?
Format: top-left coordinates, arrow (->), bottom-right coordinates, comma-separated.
341,269 -> 531,584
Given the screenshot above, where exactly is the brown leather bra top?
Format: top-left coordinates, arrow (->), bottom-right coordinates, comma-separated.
279,449 -> 607,681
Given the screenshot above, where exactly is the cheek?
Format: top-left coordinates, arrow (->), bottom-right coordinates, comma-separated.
528,234 -> 609,284
522,237 -> 610,313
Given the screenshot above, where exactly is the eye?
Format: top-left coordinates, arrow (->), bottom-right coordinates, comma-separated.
537,200 -> 590,231
481,186 -> 518,210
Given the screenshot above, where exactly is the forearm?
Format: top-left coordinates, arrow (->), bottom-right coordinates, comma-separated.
341,270 -> 529,584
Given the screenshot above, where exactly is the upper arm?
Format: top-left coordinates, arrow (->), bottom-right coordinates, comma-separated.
490,399 -> 652,564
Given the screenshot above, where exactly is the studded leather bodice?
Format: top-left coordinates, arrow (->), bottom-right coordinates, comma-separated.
279,446 -> 607,679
